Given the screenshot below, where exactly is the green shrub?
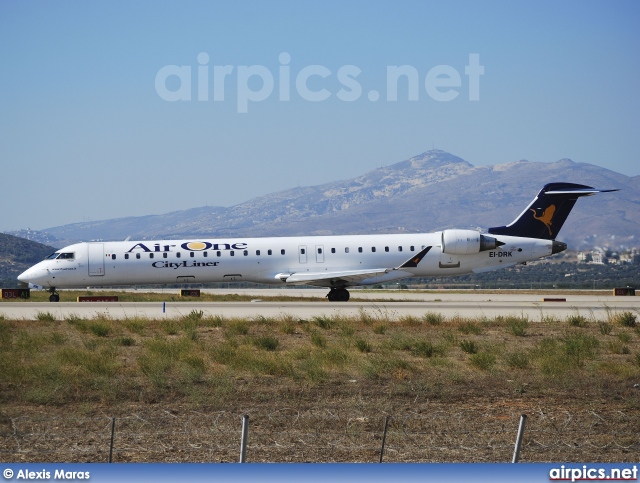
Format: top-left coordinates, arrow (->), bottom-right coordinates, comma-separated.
562,333 -> 599,367
162,320 -> 180,335
89,322 -> 111,337
35,311 -> 56,321
423,312 -> 443,326
460,339 -> 478,354
373,323 -> 387,335
253,336 -> 279,351
458,322 -> 482,335
226,320 -> 250,337
310,332 -> 327,348
469,352 -> 496,370
615,311 -> 637,328
182,309 -> 204,322
313,315 -> 336,330
119,336 -> 135,346
506,317 -> 529,337
412,340 -> 435,358
505,351 -> 529,369
598,321 -> 613,335
567,314 -> 589,328
280,321 -> 297,335
618,332 -> 632,343
355,338 -> 372,353
123,318 -> 147,335
608,340 -> 630,355
210,341 -> 237,365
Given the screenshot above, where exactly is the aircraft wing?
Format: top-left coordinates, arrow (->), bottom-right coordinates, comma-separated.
278,246 -> 432,287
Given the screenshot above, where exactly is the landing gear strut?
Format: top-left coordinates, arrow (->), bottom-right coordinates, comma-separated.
327,287 -> 350,302
48,287 -> 60,302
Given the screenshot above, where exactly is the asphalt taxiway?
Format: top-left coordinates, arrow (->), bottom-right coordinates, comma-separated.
1,289 -> 638,321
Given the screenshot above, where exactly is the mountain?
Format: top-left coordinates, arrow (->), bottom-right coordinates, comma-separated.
0,233 -> 56,287
7,150 -> 640,249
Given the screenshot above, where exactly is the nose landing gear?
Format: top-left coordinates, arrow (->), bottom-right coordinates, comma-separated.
48,288 -> 60,302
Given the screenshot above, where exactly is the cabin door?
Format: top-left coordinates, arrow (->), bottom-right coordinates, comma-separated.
88,243 -> 105,276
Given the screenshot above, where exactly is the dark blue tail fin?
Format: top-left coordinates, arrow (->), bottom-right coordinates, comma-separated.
488,183 -> 617,240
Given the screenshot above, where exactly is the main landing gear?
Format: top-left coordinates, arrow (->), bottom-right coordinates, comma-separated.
327,287 -> 350,302
48,287 -> 60,302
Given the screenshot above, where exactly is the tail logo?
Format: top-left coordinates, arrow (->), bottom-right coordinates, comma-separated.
530,204 -> 555,236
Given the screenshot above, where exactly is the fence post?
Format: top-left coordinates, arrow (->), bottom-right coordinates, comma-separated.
511,414 -> 527,463
239,414 -> 249,463
108,417 -> 116,463
379,415 -> 390,463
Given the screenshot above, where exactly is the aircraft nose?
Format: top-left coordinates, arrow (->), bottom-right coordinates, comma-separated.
17,270 -> 30,283
17,267 -> 48,286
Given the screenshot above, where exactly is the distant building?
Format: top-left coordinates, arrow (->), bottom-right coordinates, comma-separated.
591,251 -> 605,264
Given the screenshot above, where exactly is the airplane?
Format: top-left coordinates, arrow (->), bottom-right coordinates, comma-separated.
17,182 -> 617,302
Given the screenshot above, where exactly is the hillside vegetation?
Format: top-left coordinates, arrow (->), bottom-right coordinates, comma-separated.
0,233 -> 55,287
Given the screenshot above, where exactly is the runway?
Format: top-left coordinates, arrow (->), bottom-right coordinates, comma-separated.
1,289 -> 638,321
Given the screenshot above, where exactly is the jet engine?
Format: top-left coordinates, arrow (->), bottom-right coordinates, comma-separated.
441,229 -> 504,255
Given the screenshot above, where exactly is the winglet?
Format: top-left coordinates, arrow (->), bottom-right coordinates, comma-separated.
398,246 -> 432,269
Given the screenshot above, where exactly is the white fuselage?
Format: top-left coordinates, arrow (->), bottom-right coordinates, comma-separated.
18,232 -> 554,289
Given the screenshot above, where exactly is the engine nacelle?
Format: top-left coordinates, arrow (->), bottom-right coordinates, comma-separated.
441,229 -> 503,255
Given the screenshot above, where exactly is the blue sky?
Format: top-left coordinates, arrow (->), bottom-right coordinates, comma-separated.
1,0 -> 639,232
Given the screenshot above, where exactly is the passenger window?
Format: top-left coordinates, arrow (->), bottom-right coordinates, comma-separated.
125,254 -> 129,260
256,250 -> 261,256
190,252 -> 195,258
345,247 -> 349,253
358,247 -> 363,253
410,246 -> 415,251
268,249 -> 272,255
216,251 -> 221,257
318,248 -> 323,254
281,249 -> 285,255
300,248 -> 305,255
243,250 -> 248,256
136,253 -> 141,259
230,251 -> 235,256
371,247 -> 376,253
398,246 -> 403,252
163,252 -> 167,258
331,248 -> 336,254
149,253 -> 154,259
203,252 -> 208,258
176,252 -> 181,258
112,254 -> 116,260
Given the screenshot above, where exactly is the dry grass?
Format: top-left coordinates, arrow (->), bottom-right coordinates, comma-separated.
1,309 -> 639,462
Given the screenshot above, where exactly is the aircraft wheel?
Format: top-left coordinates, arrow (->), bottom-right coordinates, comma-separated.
336,288 -> 350,302
327,288 -> 350,302
49,294 -> 60,302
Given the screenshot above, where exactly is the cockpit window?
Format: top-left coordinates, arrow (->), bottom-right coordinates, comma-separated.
45,252 -> 74,260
